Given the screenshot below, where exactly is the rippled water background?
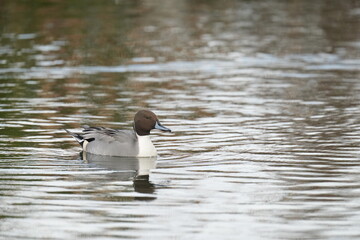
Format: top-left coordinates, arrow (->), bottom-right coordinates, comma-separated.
1,1 -> 360,239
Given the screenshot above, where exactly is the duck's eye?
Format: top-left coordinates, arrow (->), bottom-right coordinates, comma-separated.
145,116 -> 151,120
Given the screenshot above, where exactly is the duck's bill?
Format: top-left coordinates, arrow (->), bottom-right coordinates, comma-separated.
154,121 -> 171,132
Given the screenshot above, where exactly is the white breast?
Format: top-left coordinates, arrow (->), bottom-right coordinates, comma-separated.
136,135 -> 157,157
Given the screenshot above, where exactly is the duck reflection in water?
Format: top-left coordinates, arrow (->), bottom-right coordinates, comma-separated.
81,151 -> 157,200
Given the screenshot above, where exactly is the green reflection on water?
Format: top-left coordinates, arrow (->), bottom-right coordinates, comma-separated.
0,0 -> 137,68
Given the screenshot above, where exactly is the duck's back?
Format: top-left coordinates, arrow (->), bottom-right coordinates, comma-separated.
82,127 -> 139,156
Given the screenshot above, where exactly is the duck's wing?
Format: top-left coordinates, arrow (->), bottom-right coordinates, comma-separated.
66,126 -> 139,156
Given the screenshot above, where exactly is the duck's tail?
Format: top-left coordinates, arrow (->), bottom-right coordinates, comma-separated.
64,129 -> 85,147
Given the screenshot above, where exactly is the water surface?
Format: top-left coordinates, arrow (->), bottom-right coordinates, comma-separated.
1,0 -> 360,239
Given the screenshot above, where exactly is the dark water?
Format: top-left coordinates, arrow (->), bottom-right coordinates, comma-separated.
1,0 -> 360,239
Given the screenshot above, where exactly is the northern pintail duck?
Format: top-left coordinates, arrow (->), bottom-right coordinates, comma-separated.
65,110 -> 171,157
